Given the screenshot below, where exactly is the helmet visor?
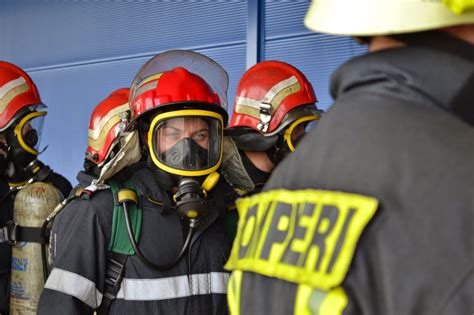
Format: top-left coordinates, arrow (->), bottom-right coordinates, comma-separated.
148,110 -> 224,176
14,110 -> 46,155
130,50 -> 229,110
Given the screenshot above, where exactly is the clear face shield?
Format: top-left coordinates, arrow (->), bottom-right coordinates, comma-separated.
130,50 -> 229,112
13,105 -> 47,155
148,110 -> 224,176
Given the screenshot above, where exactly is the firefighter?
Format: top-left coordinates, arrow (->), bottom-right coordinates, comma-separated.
0,61 -> 72,314
225,1 -> 474,314
38,50 -> 232,314
0,176 -> 9,314
223,60 -> 322,194
221,60 -> 322,240
75,87 -> 138,194
44,87 -> 139,248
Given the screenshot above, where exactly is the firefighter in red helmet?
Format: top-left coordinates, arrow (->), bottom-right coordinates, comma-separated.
220,61 -> 322,241
82,87 -> 136,181
0,61 -> 71,314
223,60 -> 322,195
38,50 -> 232,315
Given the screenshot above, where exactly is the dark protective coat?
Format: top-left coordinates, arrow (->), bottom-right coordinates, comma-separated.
231,35 -> 474,315
37,164 -> 232,315
0,171 -> 71,314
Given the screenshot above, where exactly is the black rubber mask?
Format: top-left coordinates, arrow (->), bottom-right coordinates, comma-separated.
239,150 -> 271,193
5,128 -> 38,183
266,135 -> 292,166
0,153 -> 6,177
160,137 -> 209,171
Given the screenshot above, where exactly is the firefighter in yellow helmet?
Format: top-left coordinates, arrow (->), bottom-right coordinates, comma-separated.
225,1 -> 474,315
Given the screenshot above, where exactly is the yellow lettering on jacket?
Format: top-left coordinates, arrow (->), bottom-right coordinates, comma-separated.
225,189 -> 378,291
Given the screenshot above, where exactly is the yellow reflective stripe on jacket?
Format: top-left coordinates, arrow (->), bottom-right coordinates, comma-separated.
294,285 -> 348,315
225,189 -> 378,291
227,270 -> 243,315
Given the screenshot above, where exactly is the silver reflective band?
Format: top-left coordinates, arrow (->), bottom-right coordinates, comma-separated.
0,77 -> 26,99
117,272 -> 229,301
44,268 -> 103,309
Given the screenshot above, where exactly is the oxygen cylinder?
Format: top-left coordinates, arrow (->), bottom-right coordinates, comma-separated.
10,182 -> 62,315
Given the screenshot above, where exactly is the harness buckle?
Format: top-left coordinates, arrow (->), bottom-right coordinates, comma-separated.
0,221 -> 18,245
257,102 -> 272,132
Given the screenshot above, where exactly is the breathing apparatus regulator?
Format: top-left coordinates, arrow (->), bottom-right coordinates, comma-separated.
121,110 -> 224,271
117,170 -> 220,271
123,50 -> 229,271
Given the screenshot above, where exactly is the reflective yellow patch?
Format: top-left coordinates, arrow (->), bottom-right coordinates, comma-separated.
227,270 -> 243,315
225,189 -> 378,291
294,285 -> 347,315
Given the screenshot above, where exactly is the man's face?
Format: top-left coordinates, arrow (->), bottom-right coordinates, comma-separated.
158,117 -> 210,153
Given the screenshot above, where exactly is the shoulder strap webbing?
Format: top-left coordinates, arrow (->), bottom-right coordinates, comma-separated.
96,251 -> 128,315
97,178 -> 142,314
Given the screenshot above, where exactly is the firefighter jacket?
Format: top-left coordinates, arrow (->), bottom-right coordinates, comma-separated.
0,178 -> 9,314
225,34 -> 474,315
37,163 -> 232,315
0,171 -> 71,314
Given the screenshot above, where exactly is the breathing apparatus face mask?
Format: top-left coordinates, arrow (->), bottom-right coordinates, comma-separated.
266,115 -> 320,165
147,110 -> 224,222
148,111 -> 224,177
4,111 -> 46,184
161,137 -> 209,171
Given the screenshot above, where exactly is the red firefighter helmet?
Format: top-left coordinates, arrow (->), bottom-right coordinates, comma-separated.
129,50 -> 230,176
130,67 -> 226,121
0,61 -> 43,132
229,60 -> 321,136
85,88 -> 131,166
130,50 -> 229,122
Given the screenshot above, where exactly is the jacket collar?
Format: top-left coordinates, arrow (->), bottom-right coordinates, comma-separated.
331,35 -> 474,122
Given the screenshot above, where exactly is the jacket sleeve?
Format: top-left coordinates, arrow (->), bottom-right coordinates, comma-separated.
37,194 -> 110,315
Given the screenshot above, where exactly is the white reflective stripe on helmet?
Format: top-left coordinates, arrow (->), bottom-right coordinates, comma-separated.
262,75 -> 298,105
236,76 -> 299,112
116,272 -> 228,301
44,268 -> 103,309
87,102 -> 129,141
0,77 -> 28,114
0,77 -> 26,99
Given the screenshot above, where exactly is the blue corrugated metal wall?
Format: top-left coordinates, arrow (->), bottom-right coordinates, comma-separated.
264,1 -> 367,111
0,0 -> 365,183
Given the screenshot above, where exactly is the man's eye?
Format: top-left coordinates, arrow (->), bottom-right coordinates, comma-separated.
193,133 -> 208,141
165,132 -> 180,140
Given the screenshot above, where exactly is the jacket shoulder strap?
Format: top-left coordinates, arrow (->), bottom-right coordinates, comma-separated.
97,178 -> 142,314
